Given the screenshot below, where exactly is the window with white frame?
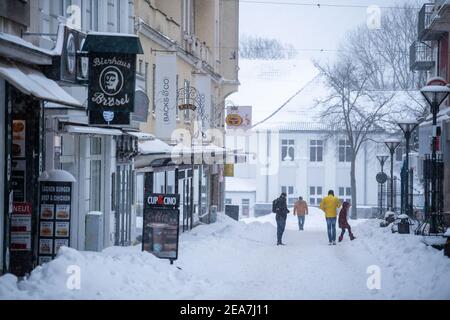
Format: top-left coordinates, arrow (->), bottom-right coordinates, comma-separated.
281,139 -> 295,161
85,0 -> 99,31
338,139 -> 352,162
309,186 -> 323,206
281,186 -> 296,205
310,140 -> 323,162
339,187 -> 352,203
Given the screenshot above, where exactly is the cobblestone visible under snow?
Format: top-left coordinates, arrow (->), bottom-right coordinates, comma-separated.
1,208 -> 449,300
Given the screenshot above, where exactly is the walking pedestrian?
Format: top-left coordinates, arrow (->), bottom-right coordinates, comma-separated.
319,190 -> 341,245
293,196 -> 308,230
338,201 -> 355,242
273,192 -> 290,245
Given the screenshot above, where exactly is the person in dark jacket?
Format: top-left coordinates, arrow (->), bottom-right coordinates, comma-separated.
338,201 -> 355,242
273,192 -> 290,245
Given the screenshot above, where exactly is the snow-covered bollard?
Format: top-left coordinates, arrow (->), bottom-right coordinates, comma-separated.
444,228 -> 450,258
397,214 -> 411,234
380,211 -> 395,228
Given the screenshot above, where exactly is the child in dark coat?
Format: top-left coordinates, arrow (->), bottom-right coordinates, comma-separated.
338,201 -> 355,242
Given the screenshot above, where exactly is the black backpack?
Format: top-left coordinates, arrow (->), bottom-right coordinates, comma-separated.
272,198 -> 279,213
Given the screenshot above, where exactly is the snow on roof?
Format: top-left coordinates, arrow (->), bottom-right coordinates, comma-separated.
398,214 -> 409,219
225,177 -> 256,192
228,59 -> 320,124
139,139 -> 172,155
0,32 -> 55,56
234,58 -> 423,132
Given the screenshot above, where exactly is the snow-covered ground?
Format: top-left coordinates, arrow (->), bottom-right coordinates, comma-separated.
1,207 -> 449,300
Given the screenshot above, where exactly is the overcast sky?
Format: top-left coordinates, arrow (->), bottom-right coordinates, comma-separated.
239,0 -> 421,61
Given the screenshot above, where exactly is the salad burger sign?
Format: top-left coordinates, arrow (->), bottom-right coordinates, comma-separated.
82,33 -> 143,125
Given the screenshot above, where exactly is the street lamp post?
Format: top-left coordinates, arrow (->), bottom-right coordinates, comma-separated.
376,154 -> 389,217
420,78 -> 450,234
397,120 -> 419,218
384,139 -> 401,212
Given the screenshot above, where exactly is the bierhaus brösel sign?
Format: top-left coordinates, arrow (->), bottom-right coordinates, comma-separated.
81,33 -> 143,124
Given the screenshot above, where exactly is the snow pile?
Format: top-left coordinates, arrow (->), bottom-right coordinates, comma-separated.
1,211 -> 449,300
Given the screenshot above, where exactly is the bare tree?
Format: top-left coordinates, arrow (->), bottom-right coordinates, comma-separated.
315,58 -> 395,219
341,2 -> 424,91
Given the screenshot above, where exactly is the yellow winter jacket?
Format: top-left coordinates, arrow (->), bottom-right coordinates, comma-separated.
319,195 -> 341,218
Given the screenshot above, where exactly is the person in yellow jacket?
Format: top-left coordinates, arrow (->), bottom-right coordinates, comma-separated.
319,190 -> 341,245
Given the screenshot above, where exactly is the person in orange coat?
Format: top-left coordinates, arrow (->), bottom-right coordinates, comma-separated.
293,196 -> 308,230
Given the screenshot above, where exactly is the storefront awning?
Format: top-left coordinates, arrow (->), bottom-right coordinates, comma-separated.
63,125 -> 122,136
0,60 -> 82,108
126,131 -> 155,141
82,32 -> 144,54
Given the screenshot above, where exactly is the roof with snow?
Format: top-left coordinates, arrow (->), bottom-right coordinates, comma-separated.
225,177 -> 256,193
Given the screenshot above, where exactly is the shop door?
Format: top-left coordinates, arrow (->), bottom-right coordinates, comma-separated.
115,164 -> 133,246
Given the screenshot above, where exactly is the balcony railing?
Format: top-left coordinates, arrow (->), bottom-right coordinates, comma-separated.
418,3 -> 447,41
410,41 -> 435,71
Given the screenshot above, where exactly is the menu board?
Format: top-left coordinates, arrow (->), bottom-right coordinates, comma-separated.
142,194 -> 180,261
10,202 -> 32,251
37,181 -> 72,263
11,160 -> 26,202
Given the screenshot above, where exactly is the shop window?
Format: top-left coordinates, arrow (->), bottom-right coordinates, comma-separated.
310,140 -> 323,162
281,139 -> 295,161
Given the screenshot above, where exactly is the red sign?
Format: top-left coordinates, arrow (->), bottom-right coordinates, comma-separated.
13,202 -> 32,215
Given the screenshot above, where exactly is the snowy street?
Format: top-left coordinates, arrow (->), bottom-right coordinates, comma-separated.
1,208 -> 449,300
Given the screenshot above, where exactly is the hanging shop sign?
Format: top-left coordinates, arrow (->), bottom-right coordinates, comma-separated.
81,33 -> 143,125
10,202 -> 32,251
155,54 -> 177,139
226,106 -> 252,131
142,193 -> 180,262
224,163 -> 234,177
37,170 -> 75,265
44,26 -> 87,84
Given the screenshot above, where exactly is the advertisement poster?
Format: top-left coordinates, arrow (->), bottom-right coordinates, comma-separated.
39,239 -> 53,255
38,180 -> 72,262
10,202 -> 32,251
12,120 -> 26,158
40,221 -> 54,237
11,160 -> 26,202
142,194 -> 180,261
11,233 -> 31,251
154,54 -> 177,140
226,106 -> 252,131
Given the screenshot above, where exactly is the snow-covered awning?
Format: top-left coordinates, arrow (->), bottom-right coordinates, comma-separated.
139,139 -> 173,155
126,131 -> 155,141
0,60 -> 82,108
63,125 -> 122,136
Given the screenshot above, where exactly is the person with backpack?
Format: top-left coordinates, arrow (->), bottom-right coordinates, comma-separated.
338,201 -> 355,242
319,190 -> 341,245
273,192 -> 290,245
293,196 -> 308,230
